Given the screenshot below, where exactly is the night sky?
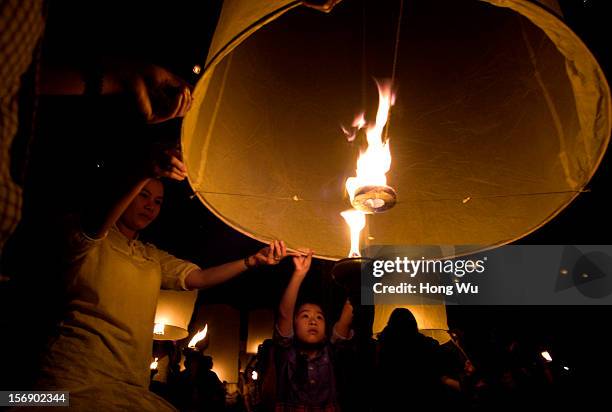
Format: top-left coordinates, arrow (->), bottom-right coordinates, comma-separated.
1,0 -> 610,400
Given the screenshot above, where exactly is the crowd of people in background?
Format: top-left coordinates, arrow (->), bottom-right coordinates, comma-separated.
146,294 -> 572,412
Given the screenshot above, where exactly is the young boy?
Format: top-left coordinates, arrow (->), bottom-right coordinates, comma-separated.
273,251 -> 354,411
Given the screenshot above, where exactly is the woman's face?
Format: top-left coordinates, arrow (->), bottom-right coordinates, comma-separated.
294,303 -> 326,345
120,179 -> 164,232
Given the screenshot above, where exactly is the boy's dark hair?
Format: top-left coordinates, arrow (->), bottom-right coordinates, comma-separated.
294,298 -> 328,319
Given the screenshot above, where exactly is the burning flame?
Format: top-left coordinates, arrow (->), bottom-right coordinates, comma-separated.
153,323 -> 165,335
541,351 -> 552,362
188,324 -> 208,348
341,113 -> 366,142
344,80 -> 395,203
341,209 -> 366,257
150,357 -> 159,370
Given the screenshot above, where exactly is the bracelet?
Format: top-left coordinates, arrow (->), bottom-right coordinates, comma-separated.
244,256 -> 255,269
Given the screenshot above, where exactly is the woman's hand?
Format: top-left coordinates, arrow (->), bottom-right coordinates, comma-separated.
151,149 -> 188,181
292,249 -> 313,277
246,240 -> 288,268
105,62 -> 193,124
302,0 -> 343,13
131,64 -> 193,124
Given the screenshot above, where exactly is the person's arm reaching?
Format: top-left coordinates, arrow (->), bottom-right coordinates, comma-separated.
277,250 -> 313,337
184,241 -> 289,290
82,150 -> 187,239
333,298 -> 353,340
40,59 -> 192,124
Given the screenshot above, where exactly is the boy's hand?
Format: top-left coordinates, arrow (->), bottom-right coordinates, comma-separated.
292,249 -> 313,277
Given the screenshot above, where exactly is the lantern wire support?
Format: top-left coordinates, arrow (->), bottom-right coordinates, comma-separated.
194,188 -> 590,204
384,0 -> 405,142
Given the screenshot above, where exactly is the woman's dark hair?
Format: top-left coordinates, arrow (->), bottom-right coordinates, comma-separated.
379,308 -> 418,342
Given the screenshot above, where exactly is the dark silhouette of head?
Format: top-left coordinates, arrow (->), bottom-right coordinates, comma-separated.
201,355 -> 213,370
380,308 -> 418,342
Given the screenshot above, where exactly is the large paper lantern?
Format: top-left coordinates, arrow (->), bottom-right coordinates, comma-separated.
192,304 -> 241,383
247,308 -> 275,354
182,0 -> 610,260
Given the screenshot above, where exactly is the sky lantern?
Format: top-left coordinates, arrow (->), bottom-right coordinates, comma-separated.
153,290 -> 198,341
182,0 -> 610,336
183,0 -> 609,260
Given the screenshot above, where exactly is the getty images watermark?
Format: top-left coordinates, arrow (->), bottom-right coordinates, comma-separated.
359,245 -> 612,305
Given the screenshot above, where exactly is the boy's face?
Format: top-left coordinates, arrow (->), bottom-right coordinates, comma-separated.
294,303 -> 326,344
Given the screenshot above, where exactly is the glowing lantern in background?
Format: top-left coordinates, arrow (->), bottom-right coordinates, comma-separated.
153,290 -> 198,341
246,309 -> 275,354
191,304 -> 241,383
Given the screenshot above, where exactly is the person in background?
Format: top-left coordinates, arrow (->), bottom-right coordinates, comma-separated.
374,308 -> 444,411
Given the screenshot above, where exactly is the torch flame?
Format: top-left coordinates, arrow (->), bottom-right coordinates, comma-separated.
345,80 -> 394,202
150,357 -> 159,370
340,209 -> 366,257
188,324 -> 208,348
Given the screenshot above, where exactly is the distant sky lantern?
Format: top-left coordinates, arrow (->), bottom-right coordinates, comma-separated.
182,0 -> 609,261
153,290 -> 198,341
246,309 -> 275,354
192,304 -> 240,383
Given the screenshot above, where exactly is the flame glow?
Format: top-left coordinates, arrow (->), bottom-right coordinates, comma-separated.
150,357 -> 159,370
345,80 -> 395,203
341,209 -> 366,257
153,323 -> 165,335
342,113 -> 367,142
188,324 -> 208,348
541,351 -> 552,362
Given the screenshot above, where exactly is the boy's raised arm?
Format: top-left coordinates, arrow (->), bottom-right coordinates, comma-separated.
277,250 -> 313,337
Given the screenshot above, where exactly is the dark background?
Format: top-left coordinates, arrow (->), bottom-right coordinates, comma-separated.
1,0 -> 610,404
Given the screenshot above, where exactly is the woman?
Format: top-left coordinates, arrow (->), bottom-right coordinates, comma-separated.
374,308 -> 443,411
35,151 -> 288,411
